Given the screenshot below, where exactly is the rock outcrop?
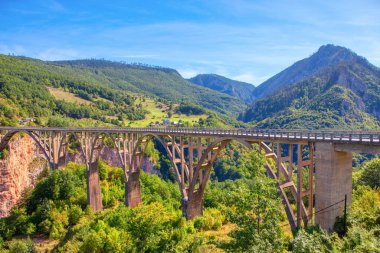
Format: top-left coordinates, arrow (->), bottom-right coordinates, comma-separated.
0,135 -> 47,217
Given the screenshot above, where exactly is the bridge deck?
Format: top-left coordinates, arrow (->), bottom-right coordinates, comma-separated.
1,127 -> 379,145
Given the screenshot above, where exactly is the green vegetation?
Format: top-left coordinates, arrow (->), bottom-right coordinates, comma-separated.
52,59 -> 245,116
0,150 -> 285,252
240,48 -> 380,130
357,158 -> 380,188
0,55 -> 148,127
1,49 -> 380,252
188,73 -> 256,104
176,102 -> 206,115
242,79 -> 380,130
0,55 -> 246,128
1,148 -> 379,252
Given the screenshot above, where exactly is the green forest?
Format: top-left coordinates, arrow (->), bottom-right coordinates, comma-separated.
0,143 -> 380,252
0,55 -> 246,129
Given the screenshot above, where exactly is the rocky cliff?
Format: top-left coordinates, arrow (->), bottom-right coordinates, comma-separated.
0,135 -> 47,217
0,136 -> 157,217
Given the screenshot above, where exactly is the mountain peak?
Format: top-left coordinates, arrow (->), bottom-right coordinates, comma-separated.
312,44 -> 361,64
252,45 -> 367,100
317,44 -> 351,54
240,45 -> 380,128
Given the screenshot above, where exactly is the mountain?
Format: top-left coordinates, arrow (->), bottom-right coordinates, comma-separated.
188,74 -> 255,104
0,55 -> 246,128
252,44 -> 363,100
51,60 -> 245,116
240,45 -> 380,130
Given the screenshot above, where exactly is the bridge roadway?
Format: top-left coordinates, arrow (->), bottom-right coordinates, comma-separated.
1,126 -> 380,145
0,126 -> 379,233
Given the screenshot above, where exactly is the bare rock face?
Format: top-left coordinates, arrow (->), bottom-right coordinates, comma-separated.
0,135 -> 47,217
0,136 -> 159,217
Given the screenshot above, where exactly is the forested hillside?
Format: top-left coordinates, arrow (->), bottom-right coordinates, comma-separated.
240,45 -> 380,129
51,59 -> 245,116
188,74 -> 255,104
0,55 -> 245,128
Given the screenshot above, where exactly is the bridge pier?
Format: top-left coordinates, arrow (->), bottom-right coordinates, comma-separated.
86,161 -> 103,211
182,190 -> 203,220
49,157 -> 66,170
125,171 -> 142,208
315,143 -> 352,232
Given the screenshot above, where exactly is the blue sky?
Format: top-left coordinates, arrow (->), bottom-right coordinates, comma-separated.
1,0 -> 380,85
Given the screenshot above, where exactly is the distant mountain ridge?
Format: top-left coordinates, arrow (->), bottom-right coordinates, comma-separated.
188,74 -> 255,104
240,45 -> 380,130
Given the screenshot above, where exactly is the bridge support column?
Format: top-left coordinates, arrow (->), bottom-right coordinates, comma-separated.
182,190 -> 203,220
125,171 -> 142,208
315,143 -> 352,232
49,156 -> 66,170
87,161 -> 103,211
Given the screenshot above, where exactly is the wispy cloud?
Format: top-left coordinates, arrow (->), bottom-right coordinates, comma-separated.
113,54 -> 159,59
49,0 -> 65,12
232,73 -> 268,85
36,48 -> 79,61
0,44 -> 26,55
178,68 -> 204,79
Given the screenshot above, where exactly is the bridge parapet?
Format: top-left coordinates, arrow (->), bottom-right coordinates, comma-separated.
1,127 -> 379,145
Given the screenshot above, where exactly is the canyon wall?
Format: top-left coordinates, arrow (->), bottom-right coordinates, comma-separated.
0,136 -> 157,217
0,135 -> 47,217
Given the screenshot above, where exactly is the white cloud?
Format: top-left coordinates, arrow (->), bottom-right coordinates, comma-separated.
36,48 -> 79,61
232,73 -> 268,85
178,69 -> 202,79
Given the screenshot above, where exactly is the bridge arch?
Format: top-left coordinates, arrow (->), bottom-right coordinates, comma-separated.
188,137 -> 255,198
87,132 -> 122,168
0,130 -> 51,163
131,133 -> 186,197
56,131 -> 88,167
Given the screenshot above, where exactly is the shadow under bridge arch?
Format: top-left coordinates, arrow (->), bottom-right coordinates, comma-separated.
130,133 -> 186,197
187,137 -> 255,199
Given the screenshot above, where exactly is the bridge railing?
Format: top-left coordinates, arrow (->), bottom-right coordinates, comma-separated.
129,127 -> 380,144
0,127 -> 379,144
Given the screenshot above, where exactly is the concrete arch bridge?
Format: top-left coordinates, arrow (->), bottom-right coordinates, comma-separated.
0,127 -> 379,232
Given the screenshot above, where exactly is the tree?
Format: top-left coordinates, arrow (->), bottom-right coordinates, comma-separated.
6,238 -> 37,253
291,226 -> 336,253
358,158 -> 380,188
220,151 -> 285,252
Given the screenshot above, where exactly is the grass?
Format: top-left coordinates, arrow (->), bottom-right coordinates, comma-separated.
47,88 -> 215,127
196,223 -> 235,252
126,97 -> 209,127
31,235 -> 58,252
47,87 -> 93,105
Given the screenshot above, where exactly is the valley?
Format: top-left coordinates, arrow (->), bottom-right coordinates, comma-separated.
0,44 -> 380,252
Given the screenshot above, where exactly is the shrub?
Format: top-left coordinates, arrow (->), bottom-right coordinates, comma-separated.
202,208 -> 225,230
0,149 -> 9,160
7,238 -> 37,253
